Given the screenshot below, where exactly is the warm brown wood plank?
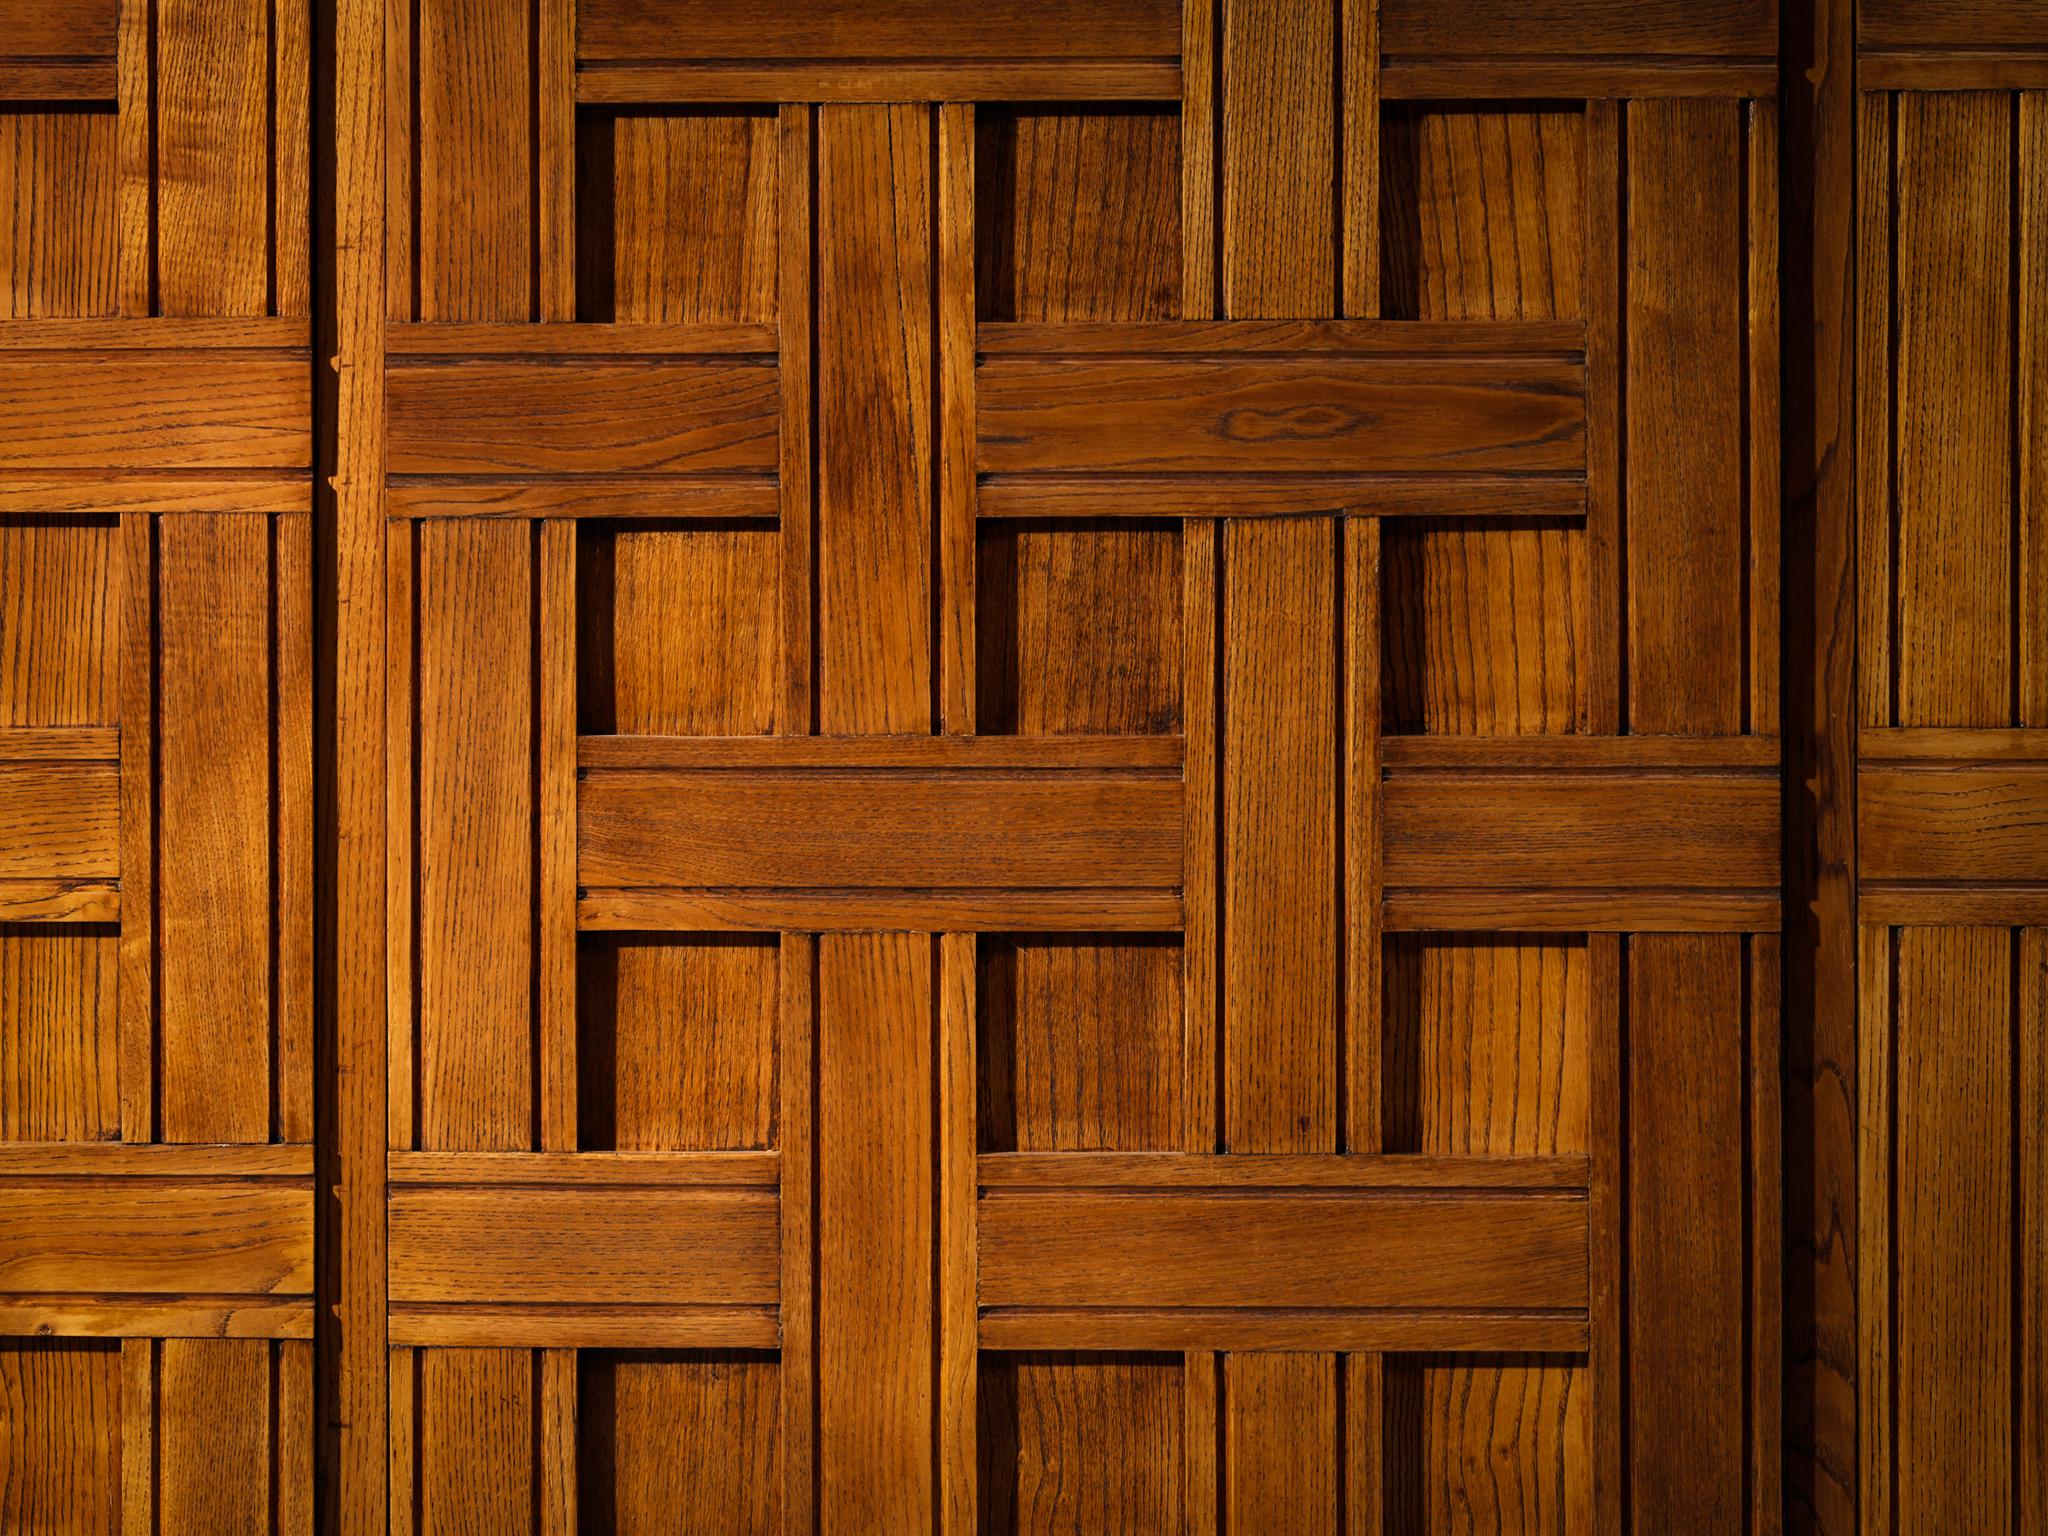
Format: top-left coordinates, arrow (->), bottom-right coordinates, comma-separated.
1628,935 -> 1744,1533
577,0 -> 1180,60
387,477 -> 776,520
1859,886 -> 2048,926
386,321 -> 775,355
1861,0 -> 2048,47
0,926 -> 116,1142
1380,0 -> 1777,57
387,1150 -> 775,1186
0,519 -> 117,728
276,510 -> 312,1144
0,1142 -> 313,1178
580,59 -> 1182,103
417,0 -> 530,320
385,359 -> 777,475
0,1180 -> 312,1295
1183,519 -> 1219,1155
1858,765 -> 2048,884
576,1352 -> 781,1533
1227,1354 -> 1336,1534
539,522 -> 576,1153
979,1189 -> 1586,1310
1384,888 -> 1782,933
976,474 -> 1587,521
0,60 -> 116,98
0,475 -> 311,516
978,1354 -> 1185,1535
121,1337 -> 153,1536
978,1153 -> 1589,1189
979,1309 -> 1589,1354
0,355 -> 310,469
416,1349 -> 531,1531
780,931 -> 816,1536
156,0 -> 268,317
157,1339 -> 270,1534
580,769 -> 1182,890
1859,51 -> 2048,90
1,0 -> 118,57
0,765 -> 118,880
0,1298 -> 311,1340
939,104 -> 976,738
818,104 -> 931,734
1222,0 -> 1334,317
580,732 -> 1182,770
157,514 -> 271,1143
0,111 -> 116,320
1382,733 -> 1779,769
388,1187 -> 778,1305
976,319 -> 1586,355
779,106 -> 815,740
1860,726 -> 2048,762
0,317 -> 310,349
978,355 -> 1585,476
0,881 -> 118,922
1381,770 -> 1781,890
819,932 -> 933,1527
387,1305 -> 778,1350
939,931 -> 976,1534
1381,57 -> 1778,98
117,512 -> 149,1144
579,888 -> 1184,934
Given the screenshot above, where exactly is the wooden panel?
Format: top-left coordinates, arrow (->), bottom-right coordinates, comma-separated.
978,354 -> 1585,477
979,1187 -> 1586,1311
579,0 -> 1180,60
1862,0 -> 2048,47
1894,91 -> 2011,726
157,514 -> 270,1143
975,110 -> 1180,323
0,113 -> 117,319
417,521 -> 531,1151
1,2 -> 118,59
0,765 -> 117,880
417,1349 -> 532,1534
1381,107 -> 1584,322
386,359 -> 777,475
1225,1353 -> 1335,1534
580,111 -> 778,325
1381,770 -> 1779,890
979,936 -> 1184,1152
0,926 -> 116,1141
1626,99 -> 1744,734
818,932 -> 933,1527
1379,0 -> 1777,57
581,768 -> 1181,890
0,1339 -> 118,1534
155,0 -> 268,316
0,519 -> 116,726
1894,926 -> 2012,1528
1861,762 -> 2048,885
577,523 -> 780,736
0,353 -> 310,469
817,104 -> 931,734
1382,521 -> 1585,734
158,1339 -> 269,1533
578,935 -> 777,1150
1382,1355 -> 1591,1534
578,1352 -> 781,1535
1628,935 -> 1743,1532
976,521 -> 1183,734
417,0 -> 530,320
388,1186 -> 778,1305
978,1354 -> 1183,1535
1221,0 -> 1333,317
0,1179 -> 311,1295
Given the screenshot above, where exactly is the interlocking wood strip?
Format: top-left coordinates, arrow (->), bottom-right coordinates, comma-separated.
0,353 -> 311,470
0,763 -> 117,880
1858,760 -> 2048,886
0,1179 -> 313,1297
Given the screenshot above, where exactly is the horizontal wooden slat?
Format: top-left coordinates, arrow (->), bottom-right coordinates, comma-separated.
1382,770 -> 1780,892
387,1187 -> 778,1306
1384,889 -> 1781,933
0,355 -> 311,470
978,355 -> 1583,477
0,1144 -> 313,1179
0,60 -> 116,98
387,1304 -> 780,1350
980,1189 -> 1586,1311
581,770 -> 1182,890
1858,887 -> 2048,926
0,473 -> 311,515
385,359 -> 777,475
0,1182 -> 312,1296
1859,0 -> 2048,48
1858,50 -> 2048,90
0,1298 -> 312,1340
386,322 -> 775,356
578,0 -> 1180,61
0,764 -> 118,880
1,0 -> 118,61
1859,727 -> 2048,764
578,60 -> 1181,102
0,881 -> 119,922
386,477 -> 777,519
1379,0 -> 1777,57
578,887 -> 1184,933
978,1153 -> 1588,1190
1380,58 -> 1776,98
975,473 -> 1587,520
978,1308 -> 1589,1354
579,733 -> 1182,771
0,728 -> 119,762
1382,734 -> 1780,770
0,318 -> 310,350
976,321 -> 1585,356
387,1151 -> 778,1187
1858,765 -> 2048,886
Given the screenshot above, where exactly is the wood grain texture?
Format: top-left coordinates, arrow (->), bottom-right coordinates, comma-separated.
0,112 -> 117,319
0,926 -> 117,1142
978,1354 -> 1183,1535
1222,0 -> 1334,318
1859,764 -> 2048,884
0,520 -> 116,728
0,1340 -> 118,1533
1224,1353 -> 1335,1534
2026,96 -> 2046,728
418,1349 -> 532,1533
1382,1354 -> 1591,1534
578,1352 -> 781,1535
157,514 -> 271,1143
1894,90 -> 2012,726
157,1339 -> 270,1533
0,765 -> 118,880
0,1179 -> 311,1296
417,0 -> 530,320
155,0 -> 269,316
578,0 -> 1181,60
1379,0 -> 1776,57
1861,0 -> 2048,47
0,354 -> 310,469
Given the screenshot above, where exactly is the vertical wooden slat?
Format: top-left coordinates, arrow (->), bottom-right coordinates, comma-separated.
1344,515 -> 1380,1154
1895,925 -> 2011,1528
1183,519 -> 1218,1156
120,1338 -> 153,1536
1343,1352 -> 1381,1535
416,0 -> 532,321
1747,99 -> 1781,737
1626,99 -> 1744,735
157,514 -> 271,1143
417,521 -> 532,1151
1856,92 -> 1894,729
116,0 -> 151,317
156,0 -> 270,316
539,520 -> 576,1152
1221,0 -> 1335,318
1225,1353 -> 1336,1532
779,104 -> 815,734
537,0 -> 575,322
388,1349 -> 414,1536
418,1349 -> 532,1531
278,1340 -> 314,1536
117,512 -> 152,1143
1583,101 -> 1622,735
938,103 -> 977,736
1340,0 -> 1378,318
2023,925 -> 2046,1533
158,1340 -> 269,1532
1894,90 -> 2012,727
539,1348 -> 576,1536
274,0 -> 311,317
817,103 -> 931,735
1750,934 -> 1783,1535
386,520 -> 415,1152
385,0 -> 413,322
1181,0 -> 1216,320
1587,930 -> 1622,1536
1628,934 -> 1744,1533
2021,95 -> 2046,727
938,930 -> 977,1534
818,932 -> 933,1528
1855,923 -> 1892,1536
277,511 -> 313,1144
1183,1352 -> 1219,1536
780,931 -> 816,1536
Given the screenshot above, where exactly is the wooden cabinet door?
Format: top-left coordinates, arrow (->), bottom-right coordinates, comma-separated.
0,1 -> 316,1530
336,1 -> 1779,1532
